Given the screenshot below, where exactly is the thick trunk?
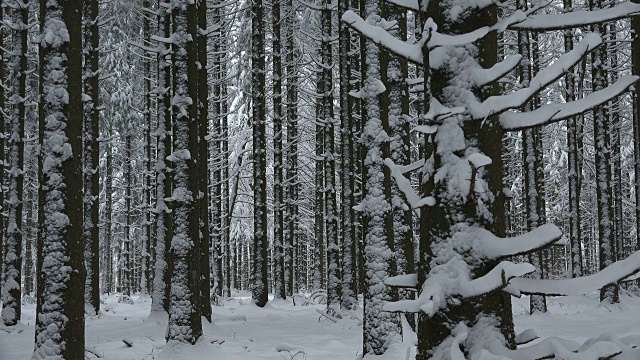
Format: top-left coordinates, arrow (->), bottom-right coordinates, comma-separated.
34,0 -> 85,355
361,0 -> 401,354
167,0 -> 203,343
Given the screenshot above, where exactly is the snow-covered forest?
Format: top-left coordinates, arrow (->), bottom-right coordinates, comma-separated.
2,0 -> 640,358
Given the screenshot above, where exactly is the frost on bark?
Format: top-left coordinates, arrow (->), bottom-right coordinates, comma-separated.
590,0 -> 618,304
1,0 -> 28,327
82,0 -> 100,313
361,1 -> 401,354
33,0 -> 85,356
251,0 -> 269,307
151,7 -> 173,314
166,0 -> 203,343
272,0 -> 286,301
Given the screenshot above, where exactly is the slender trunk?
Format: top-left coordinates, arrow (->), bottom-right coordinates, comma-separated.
83,0 -> 100,312
2,1 -> 28,326
198,0 -> 212,321
251,0 -> 269,307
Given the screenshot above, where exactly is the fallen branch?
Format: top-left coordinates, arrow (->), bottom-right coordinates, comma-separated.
85,346 -> 102,358
316,308 -> 338,323
122,339 -> 133,348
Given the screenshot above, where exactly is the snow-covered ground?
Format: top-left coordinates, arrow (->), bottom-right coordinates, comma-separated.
3,291 -> 640,359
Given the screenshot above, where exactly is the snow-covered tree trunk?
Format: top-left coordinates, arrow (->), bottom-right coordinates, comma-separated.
633,1 -> 640,257
314,69 -> 326,291
590,0 -> 618,303
198,0 -> 211,321
383,0 -> 414,303
321,0 -> 341,316
2,0 -> 28,327
211,0 -> 223,300
0,5 -> 4,296
284,0 -> 299,296
272,0 -> 286,301
151,6 -> 173,313
361,0 -> 402,354
516,1 -> 546,313
142,0 -> 153,297
251,0 -> 269,307
166,0 -> 203,343
33,0 -> 85,355
608,12 -> 623,263
123,129 -> 133,296
339,0 -> 358,311
105,126 -> 114,294
564,0 -> 583,278
83,0 -> 101,313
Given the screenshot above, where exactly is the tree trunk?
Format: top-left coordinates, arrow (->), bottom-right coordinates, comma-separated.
1,0 -> 28,327
590,0 -> 618,303
272,0 -> 286,301
83,0 -> 100,313
198,0 -> 211,321
33,0 -> 85,355
251,0 -> 269,307
167,0 -> 203,343
361,0 -> 402,354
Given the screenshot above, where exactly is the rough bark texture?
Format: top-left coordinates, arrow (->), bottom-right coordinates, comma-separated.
33,0 -> 85,356
166,0 -> 203,343
251,0 -> 269,307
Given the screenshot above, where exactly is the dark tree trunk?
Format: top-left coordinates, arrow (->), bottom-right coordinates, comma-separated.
34,0 -> 85,356
251,0 -> 269,307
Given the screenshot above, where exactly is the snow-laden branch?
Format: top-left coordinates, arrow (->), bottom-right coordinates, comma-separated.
509,1 -> 640,30
383,261 -> 534,316
468,33 -> 602,120
500,75 -> 639,131
471,55 -> 522,88
385,158 -> 435,208
473,223 -> 563,260
505,250 -> 640,296
384,273 -> 418,289
482,337 -> 621,360
342,10 -> 424,64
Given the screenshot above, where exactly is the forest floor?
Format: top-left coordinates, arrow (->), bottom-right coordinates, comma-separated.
2,290 -> 640,359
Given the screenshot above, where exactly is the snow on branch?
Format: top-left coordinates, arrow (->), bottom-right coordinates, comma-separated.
505,250 -> 640,296
384,273 -> 419,289
509,1 -> 640,30
471,55 -> 522,88
473,223 -> 563,260
500,75 -> 639,131
468,33 -> 602,120
385,158 -> 435,208
341,10 -> 424,64
482,337 -> 622,360
383,260 -> 535,316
